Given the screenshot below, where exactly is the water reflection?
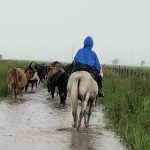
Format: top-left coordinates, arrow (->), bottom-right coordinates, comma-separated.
69,130 -> 96,150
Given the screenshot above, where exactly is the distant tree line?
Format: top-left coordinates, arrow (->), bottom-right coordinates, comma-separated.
112,58 -> 146,66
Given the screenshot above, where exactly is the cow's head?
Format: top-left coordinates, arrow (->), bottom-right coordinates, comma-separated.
24,69 -> 35,81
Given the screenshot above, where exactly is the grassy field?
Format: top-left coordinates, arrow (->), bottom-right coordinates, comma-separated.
0,60 -> 32,100
99,68 -> 150,150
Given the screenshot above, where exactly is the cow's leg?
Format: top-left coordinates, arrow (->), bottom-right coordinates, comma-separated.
58,83 -> 66,105
47,80 -> 50,93
59,88 -> 64,105
14,87 -> 17,99
17,87 -> 24,95
65,90 -> 67,102
51,90 -> 55,98
8,87 -> 12,99
60,94 -> 65,105
36,80 -> 38,88
62,90 -> 67,105
25,82 -> 29,92
51,86 -> 55,98
31,82 -> 34,92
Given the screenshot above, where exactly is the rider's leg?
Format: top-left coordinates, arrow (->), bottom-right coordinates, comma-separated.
94,75 -> 104,97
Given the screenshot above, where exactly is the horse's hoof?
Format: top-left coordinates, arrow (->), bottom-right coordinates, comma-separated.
84,124 -> 88,128
72,123 -> 76,128
85,124 -> 89,128
76,127 -> 80,131
72,128 -> 77,132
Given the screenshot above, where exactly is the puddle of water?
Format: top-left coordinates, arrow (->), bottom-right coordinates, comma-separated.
0,87 -> 125,150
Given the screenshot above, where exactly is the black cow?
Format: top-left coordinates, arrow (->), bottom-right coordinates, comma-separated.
64,63 -> 73,75
47,70 -> 69,105
34,64 -> 47,82
47,61 -> 70,105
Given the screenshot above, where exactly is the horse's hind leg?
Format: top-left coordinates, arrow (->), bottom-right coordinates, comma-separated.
72,111 -> 78,128
86,101 -> 93,127
84,103 -> 90,128
77,100 -> 88,131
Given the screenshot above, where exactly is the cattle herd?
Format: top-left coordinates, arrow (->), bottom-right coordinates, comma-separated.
7,61 -> 72,105
7,61 -> 106,130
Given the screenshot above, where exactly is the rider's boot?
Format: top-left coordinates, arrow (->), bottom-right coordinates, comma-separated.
94,75 -> 104,97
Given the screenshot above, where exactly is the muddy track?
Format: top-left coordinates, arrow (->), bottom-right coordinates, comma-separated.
0,85 -> 125,150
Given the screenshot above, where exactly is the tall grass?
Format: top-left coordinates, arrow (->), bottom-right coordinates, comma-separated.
99,70 -> 150,149
0,60 -> 30,100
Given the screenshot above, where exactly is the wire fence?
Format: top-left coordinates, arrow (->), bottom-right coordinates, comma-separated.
108,65 -> 150,79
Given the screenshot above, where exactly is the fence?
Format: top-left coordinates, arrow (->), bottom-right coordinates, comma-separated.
108,65 -> 149,79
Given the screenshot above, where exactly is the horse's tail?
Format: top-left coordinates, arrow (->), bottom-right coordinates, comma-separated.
70,78 -> 79,115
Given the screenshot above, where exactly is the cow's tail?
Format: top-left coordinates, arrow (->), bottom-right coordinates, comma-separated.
28,61 -> 37,70
13,68 -> 18,98
70,77 -> 79,119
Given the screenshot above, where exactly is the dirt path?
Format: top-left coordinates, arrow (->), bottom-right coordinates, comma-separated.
0,86 -> 125,150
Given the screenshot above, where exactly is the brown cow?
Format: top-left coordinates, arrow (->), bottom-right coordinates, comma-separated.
24,68 -> 35,92
7,68 -> 28,99
7,67 -> 35,99
28,71 -> 40,92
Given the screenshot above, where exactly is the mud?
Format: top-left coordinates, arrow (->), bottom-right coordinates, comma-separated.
0,86 -> 125,150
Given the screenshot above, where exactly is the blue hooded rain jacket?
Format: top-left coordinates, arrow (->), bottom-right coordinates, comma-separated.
73,36 -> 101,75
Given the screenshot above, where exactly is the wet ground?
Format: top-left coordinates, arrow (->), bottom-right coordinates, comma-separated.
0,86 -> 125,150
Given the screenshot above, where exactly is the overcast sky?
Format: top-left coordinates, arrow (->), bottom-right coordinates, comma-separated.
0,0 -> 150,66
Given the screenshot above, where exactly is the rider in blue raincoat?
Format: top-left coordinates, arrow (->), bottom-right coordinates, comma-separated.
72,36 -> 104,97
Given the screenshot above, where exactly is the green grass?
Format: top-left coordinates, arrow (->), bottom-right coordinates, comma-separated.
99,70 -> 150,149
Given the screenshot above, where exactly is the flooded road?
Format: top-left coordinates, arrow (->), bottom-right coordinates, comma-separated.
0,86 -> 125,150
